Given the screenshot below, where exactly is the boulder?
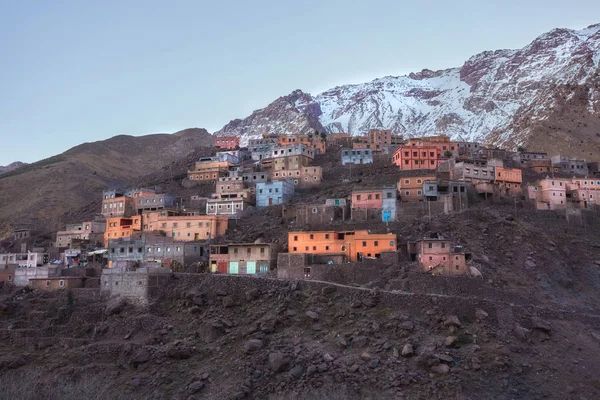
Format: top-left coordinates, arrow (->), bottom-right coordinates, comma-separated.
305,310 -> 319,321
431,364 -> 450,374
475,308 -> 489,321
188,381 -> 205,394
268,352 -> 290,373
444,336 -> 458,347
243,339 -> 264,353
401,344 -> 414,357
443,315 -> 461,328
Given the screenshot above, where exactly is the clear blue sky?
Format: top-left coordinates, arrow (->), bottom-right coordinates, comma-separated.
1,0 -> 598,165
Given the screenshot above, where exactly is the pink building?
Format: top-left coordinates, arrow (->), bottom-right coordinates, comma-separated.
529,178 -> 569,210
417,238 -> 468,276
351,189 -> 384,209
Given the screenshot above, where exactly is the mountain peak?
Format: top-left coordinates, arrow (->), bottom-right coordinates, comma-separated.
215,23 -> 600,156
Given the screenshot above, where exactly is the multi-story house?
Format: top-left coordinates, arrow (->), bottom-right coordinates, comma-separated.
551,155 -> 589,176
256,180 -> 295,207
272,166 -> 322,187
287,230 -> 397,262
206,191 -> 253,217
249,137 -> 279,161
214,135 -> 240,150
187,157 -> 234,182
55,220 -> 106,248
278,134 -> 326,154
135,192 -> 177,213
104,216 -> 142,245
269,144 -> 315,160
416,237 -> 468,276
397,171 -> 436,202
350,187 -> 397,222
145,214 -> 228,241
107,234 -> 207,269
209,242 -> 276,275
495,166 -> 523,196
341,148 -> 373,165
101,190 -> 136,218
392,145 -> 442,170
365,129 -> 403,152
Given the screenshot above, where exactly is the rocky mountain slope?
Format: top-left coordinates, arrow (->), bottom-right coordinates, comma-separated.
0,128 -> 213,238
217,24 -> 600,156
0,162 -> 26,176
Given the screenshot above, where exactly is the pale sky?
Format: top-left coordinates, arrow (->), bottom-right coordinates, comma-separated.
1,0 -> 598,165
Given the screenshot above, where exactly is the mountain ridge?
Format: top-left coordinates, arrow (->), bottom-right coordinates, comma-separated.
216,23 -> 600,157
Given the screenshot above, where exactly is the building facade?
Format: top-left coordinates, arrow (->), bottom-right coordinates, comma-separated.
256,180 -> 295,207
341,149 -> 374,165
209,243 -> 276,275
287,230 -> 397,262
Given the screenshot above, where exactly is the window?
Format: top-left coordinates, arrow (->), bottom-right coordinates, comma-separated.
428,243 -> 432,248
374,241 -> 378,247
362,241 -> 367,247
59,280 -> 64,287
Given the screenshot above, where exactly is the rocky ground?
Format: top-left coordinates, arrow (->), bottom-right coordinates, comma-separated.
1,269 -> 600,400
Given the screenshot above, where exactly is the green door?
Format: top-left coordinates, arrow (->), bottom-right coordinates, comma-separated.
246,261 -> 256,274
229,261 -> 239,274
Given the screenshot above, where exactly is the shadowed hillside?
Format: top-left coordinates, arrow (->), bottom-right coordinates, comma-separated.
0,128 -> 213,238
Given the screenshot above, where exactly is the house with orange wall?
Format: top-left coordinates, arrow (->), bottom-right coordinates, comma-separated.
494,166 -> 523,196
287,230 -> 397,262
397,171 -> 436,201
145,214 -> 228,241
104,216 -> 142,246
417,238 -> 468,276
351,189 -> 384,209
392,145 -> 441,170
278,134 -> 326,154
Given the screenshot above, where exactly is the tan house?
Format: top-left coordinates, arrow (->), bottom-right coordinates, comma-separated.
209,243 -> 276,274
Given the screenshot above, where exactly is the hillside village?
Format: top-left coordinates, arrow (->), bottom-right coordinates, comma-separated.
2,130 -> 600,399
1,130 -> 599,298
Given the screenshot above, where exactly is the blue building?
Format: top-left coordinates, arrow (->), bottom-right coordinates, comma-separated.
256,180 -> 295,207
341,149 -> 373,165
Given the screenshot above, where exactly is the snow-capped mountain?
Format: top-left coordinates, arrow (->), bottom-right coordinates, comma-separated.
216,23 -> 600,153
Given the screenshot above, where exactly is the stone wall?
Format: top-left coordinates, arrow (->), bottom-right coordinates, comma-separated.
100,267 -> 172,305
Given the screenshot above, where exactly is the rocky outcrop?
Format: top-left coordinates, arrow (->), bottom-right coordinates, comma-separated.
215,89 -> 324,146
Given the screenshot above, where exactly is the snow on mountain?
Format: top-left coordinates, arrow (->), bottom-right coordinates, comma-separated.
217,23 -> 600,148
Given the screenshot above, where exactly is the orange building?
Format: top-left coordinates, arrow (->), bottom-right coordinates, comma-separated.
494,166 -> 523,196
104,216 -> 142,245
397,172 -> 436,201
278,134 -> 326,154
145,214 -> 228,241
288,230 -> 397,262
392,145 -> 441,170
405,135 -> 458,156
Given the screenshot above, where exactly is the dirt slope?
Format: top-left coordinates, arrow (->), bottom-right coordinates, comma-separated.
0,128 -> 213,238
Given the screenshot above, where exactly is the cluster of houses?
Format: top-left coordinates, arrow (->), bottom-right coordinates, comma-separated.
2,129 -> 599,299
